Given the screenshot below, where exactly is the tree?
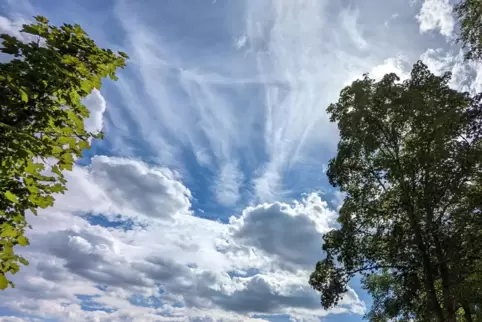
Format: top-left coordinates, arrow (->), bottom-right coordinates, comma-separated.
362,270 -> 431,322
0,16 -> 128,289
455,0 -> 482,61
309,61 -> 482,322
363,267 -> 482,322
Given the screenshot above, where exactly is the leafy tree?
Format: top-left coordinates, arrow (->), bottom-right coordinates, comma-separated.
0,16 -> 128,289
309,61 -> 482,322
362,270 -> 430,322
363,267 -> 482,322
455,0 -> 482,60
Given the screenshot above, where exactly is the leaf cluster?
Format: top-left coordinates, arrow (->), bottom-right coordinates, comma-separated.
0,16 -> 128,289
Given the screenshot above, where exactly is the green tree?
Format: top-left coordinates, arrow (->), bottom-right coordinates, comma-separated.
362,270 -> 431,322
309,61 -> 482,322
363,266 -> 482,322
0,16 -> 128,289
455,0 -> 482,61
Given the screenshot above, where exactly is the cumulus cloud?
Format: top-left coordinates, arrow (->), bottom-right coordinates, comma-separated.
416,0 -> 455,38
83,89 -> 107,134
37,155 -> 191,222
229,194 -> 336,269
0,318 -> 38,322
0,158 -> 364,321
370,56 -> 411,81
45,228 -> 155,291
421,48 -> 482,94
88,156 -> 192,218
343,55 -> 411,87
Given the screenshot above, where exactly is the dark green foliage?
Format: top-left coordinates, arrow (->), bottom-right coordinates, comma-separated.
455,0 -> 482,60
0,16 -> 128,289
309,61 -> 482,322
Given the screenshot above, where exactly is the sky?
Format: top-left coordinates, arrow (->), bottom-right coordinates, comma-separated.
0,0 -> 481,321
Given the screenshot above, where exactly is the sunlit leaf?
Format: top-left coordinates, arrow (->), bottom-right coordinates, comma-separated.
0,15 -> 127,289
0,274 -> 8,290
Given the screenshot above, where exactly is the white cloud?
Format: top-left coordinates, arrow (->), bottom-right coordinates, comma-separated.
343,49 -> 481,103
339,7 -> 368,50
370,56 -> 411,81
83,89 -> 107,134
234,34 -> 248,49
214,162 -> 244,206
421,48 -> 482,94
0,15 -> 42,64
416,0 -> 455,38
245,0 -> 342,200
110,0 -> 413,202
330,190 -> 346,211
229,194 -> 336,269
342,55 -> 410,87
0,15 -> 33,42
87,156 -> 192,219
0,318 -> 39,322
43,155 -> 191,221
0,158 -> 364,321
384,13 -> 400,28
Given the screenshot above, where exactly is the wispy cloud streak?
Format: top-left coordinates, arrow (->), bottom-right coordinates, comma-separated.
104,0 -> 454,206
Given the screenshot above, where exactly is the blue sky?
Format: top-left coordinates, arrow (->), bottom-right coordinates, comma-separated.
0,0 -> 481,321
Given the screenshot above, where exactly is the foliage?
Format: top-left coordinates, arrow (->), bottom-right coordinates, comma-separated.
362,270 -> 430,322
309,61 -> 482,322
455,0 -> 482,60
0,16 -> 128,289
364,267 -> 482,322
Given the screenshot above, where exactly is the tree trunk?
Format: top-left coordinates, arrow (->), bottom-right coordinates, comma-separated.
433,234 -> 457,322
412,220 -> 445,322
463,304 -> 473,322
396,145 -> 445,322
402,207 -> 444,321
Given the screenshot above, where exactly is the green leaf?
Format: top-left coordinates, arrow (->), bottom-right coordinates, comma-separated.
17,236 -> 29,247
0,225 -> 18,238
81,80 -> 92,93
18,257 -> 29,266
19,89 -> 28,103
51,183 -> 64,193
21,25 -> 40,36
79,140 -> 90,151
25,161 -> 44,174
9,263 -> 19,273
4,191 -> 18,203
51,165 -> 62,176
62,55 -> 76,65
35,16 -> 49,24
0,274 -> 7,290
